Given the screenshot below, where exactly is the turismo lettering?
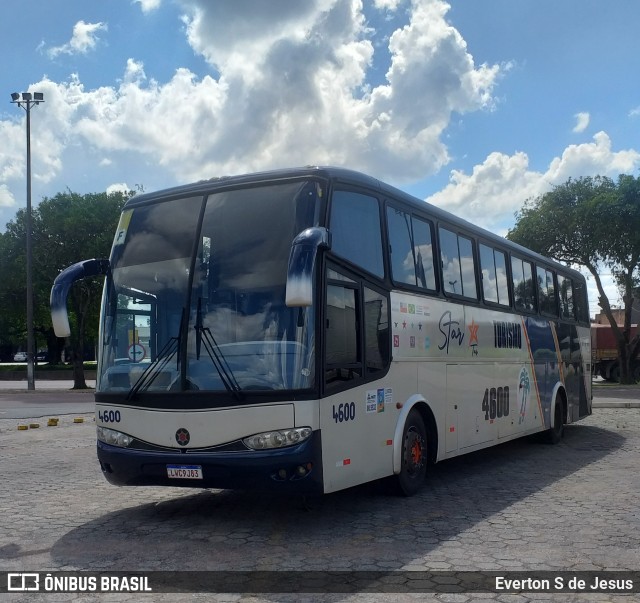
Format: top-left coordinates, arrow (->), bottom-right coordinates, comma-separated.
493,321 -> 522,349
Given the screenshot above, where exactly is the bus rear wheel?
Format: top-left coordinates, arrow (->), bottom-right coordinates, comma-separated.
395,410 -> 427,496
546,398 -> 564,444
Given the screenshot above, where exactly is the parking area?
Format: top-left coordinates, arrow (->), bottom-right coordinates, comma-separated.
0,405 -> 638,602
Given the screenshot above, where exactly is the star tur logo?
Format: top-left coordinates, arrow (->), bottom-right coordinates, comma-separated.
175,428 -> 190,446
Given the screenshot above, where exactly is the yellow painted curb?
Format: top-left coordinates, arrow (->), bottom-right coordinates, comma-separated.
29,423 -> 40,429
73,417 -> 84,424
17,425 -> 28,431
47,418 -> 59,427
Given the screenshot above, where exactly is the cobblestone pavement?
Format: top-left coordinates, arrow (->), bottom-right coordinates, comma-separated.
0,408 -> 638,602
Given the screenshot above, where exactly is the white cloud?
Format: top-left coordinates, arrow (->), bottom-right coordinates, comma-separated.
546,131 -> 640,183
0,184 -> 16,208
572,111 -> 590,133
373,0 -> 403,11
48,21 -> 107,58
3,0 -> 500,188
629,106 -> 640,118
427,131 -> 640,231
133,0 -> 161,13
172,0 -> 501,181
106,183 -> 129,194
427,151 -> 545,232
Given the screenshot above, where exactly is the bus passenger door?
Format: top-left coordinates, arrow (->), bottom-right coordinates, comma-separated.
321,264 -> 393,493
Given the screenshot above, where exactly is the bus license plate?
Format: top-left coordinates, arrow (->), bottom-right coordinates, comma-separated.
167,465 -> 203,480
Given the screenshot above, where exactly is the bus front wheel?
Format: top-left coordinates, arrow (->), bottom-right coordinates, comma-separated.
395,410 -> 428,496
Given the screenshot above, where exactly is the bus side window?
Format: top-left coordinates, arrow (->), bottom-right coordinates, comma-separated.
325,272 -> 362,386
558,275 -> 575,320
325,268 -> 390,388
574,279 -> 589,324
330,191 -> 384,278
364,287 -> 389,375
537,266 -> 557,316
412,217 -> 437,290
440,227 -> 477,299
511,257 -> 537,313
387,207 -> 417,286
386,208 -> 436,291
522,260 -> 536,312
480,244 -> 509,306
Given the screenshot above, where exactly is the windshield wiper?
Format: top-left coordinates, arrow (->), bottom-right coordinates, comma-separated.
127,310 -> 184,400
195,297 -> 242,399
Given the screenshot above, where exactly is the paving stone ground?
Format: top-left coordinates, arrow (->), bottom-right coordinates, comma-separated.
0,408 -> 638,602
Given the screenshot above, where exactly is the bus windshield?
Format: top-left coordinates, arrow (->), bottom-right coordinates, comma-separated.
98,180 -> 321,395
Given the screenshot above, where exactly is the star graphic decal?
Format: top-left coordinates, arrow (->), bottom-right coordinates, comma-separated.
468,319 -> 479,345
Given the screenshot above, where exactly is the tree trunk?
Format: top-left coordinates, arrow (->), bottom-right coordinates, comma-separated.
71,322 -> 88,389
72,355 -> 87,389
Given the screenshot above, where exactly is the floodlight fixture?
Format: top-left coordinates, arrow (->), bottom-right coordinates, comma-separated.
9,89 -> 45,390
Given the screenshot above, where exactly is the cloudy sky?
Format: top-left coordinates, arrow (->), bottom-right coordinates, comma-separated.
2,0 -> 640,314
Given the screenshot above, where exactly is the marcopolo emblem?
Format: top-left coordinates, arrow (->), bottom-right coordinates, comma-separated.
175,428 -> 190,446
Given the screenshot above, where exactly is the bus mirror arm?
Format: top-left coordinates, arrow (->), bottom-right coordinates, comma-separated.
285,227 -> 331,307
50,258 -> 111,338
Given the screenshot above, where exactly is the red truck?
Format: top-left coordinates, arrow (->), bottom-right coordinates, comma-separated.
591,323 -> 639,382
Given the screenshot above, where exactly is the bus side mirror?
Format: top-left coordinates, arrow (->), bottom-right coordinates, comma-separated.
50,258 -> 110,338
285,227 -> 331,307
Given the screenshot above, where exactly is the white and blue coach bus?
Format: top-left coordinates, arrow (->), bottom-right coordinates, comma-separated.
51,167 -> 591,496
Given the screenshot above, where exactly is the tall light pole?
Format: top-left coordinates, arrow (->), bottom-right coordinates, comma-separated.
11,91 -> 44,391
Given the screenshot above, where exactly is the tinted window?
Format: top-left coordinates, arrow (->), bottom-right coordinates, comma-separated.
480,244 -> 509,306
387,208 -> 415,286
512,257 -> 537,312
558,275 -> 575,320
440,227 -> 477,299
574,278 -> 589,323
537,266 -> 557,316
413,217 -> 437,290
387,208 -> 436,290
331,191 -> 384,277
364,287 -> 389,375
325,267 -> 390,387
326,284 -> 358,367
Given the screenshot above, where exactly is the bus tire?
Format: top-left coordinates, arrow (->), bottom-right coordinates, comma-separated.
546,396 -> 564,444
395,409 -> 428,496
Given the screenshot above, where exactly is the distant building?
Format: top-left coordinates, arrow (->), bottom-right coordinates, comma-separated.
594,299 -> 640,325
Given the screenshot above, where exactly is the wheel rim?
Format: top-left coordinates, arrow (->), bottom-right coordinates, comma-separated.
404,426 -> 425,477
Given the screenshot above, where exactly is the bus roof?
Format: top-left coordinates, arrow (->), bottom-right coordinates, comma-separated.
124,166 -> 585,281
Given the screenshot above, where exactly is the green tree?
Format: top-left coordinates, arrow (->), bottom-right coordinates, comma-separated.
0,190 -> 130,388
507,175 -> 640,383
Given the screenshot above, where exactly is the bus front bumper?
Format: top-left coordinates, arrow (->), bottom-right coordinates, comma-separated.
97,431 -> 323,494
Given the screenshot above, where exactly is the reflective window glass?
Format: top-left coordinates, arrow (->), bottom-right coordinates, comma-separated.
440,227 -> 477,299
331,191 -> 384,277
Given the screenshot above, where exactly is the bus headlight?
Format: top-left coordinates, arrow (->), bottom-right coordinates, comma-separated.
243,427 -> 312,450
97,426 -> 133,448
